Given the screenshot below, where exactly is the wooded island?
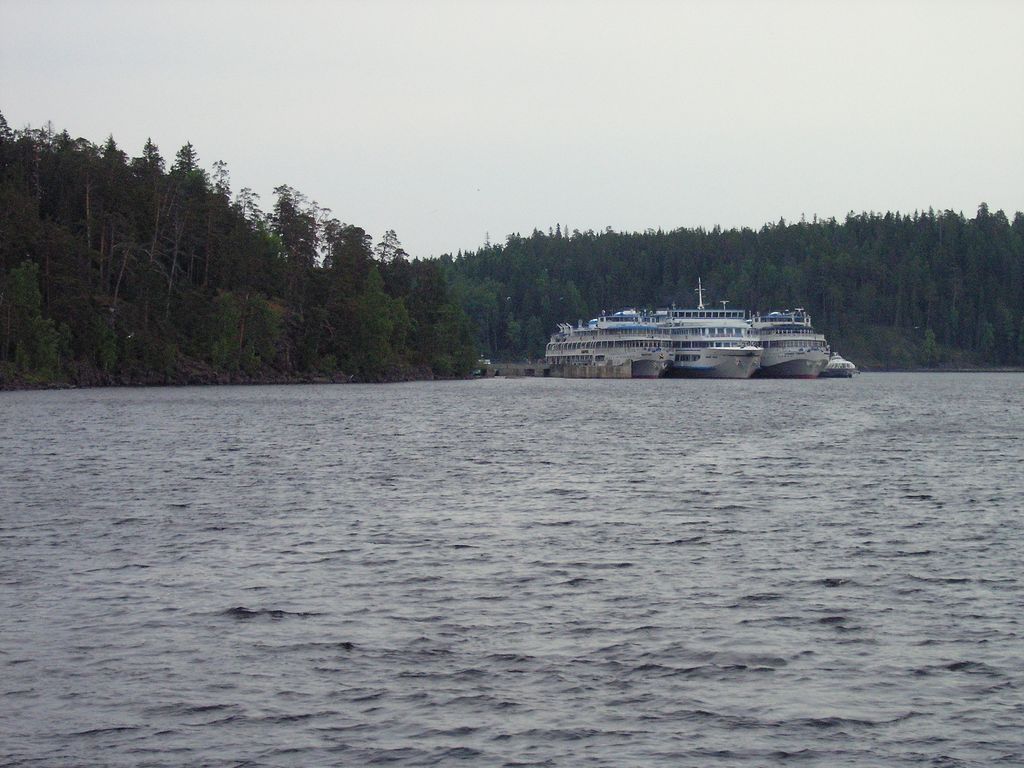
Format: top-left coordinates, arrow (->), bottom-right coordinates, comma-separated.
2,115 -> 1022,388
444,209 -> 1024,370
0,116 -> 478,387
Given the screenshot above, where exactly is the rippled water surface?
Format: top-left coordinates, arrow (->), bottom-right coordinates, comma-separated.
2,375 -> 1023,766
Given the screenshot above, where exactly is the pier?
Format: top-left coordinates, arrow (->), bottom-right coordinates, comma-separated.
480,362 -> 633,379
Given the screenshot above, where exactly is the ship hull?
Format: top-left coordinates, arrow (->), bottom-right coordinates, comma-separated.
665,349 -> 761,379
631,358 -> 670,378
820,354 -> 858,378
754,355 -> 829,379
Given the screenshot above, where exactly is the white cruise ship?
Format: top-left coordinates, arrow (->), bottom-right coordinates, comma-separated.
750,309 -> 831,378
652,310 -> 761,379
544,281 -> 762,379
544,309 -> 671,378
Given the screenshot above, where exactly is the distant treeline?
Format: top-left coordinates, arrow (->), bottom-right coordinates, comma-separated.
443,209 -> 1024,368
4,114 -> 1022,386
0,115 -> 477,387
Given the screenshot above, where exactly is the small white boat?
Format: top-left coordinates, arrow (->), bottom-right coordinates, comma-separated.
820,353 -> 859,378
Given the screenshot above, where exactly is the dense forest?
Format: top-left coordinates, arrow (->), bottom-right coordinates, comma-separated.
444,208 -> 1024,369
0,115 -> 478,387
3,115 -> 1022,387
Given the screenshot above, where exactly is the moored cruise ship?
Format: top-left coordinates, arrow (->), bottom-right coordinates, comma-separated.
651,279 -> 761,378
750,308 -> 830,378
544,281 -> 762,379
544,309 -> 671,378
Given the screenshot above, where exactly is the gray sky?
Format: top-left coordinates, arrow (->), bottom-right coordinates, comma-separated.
2,0 -> 1022,257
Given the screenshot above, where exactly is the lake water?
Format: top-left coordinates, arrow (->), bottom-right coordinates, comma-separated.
1,375 -> 1022,766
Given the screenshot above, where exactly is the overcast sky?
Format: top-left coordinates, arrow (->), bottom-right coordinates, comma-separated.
2,0 -> 1022,257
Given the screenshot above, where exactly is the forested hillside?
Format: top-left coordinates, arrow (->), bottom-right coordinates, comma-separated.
4,114 -> 1021,384
444,210 -> 1024,369
0,115 -> 478,387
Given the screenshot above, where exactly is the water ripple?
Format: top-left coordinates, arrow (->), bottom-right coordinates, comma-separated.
1,375 -> 1022,766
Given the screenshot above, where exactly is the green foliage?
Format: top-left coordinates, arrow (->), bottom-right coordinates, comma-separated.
426,303 -> 478,376
448,210 -> 1024,369
0,115 -> 478,385
350,266 -> 397,380
93,317 -> 118,373
23,315 -> 61,376
209,292 -> 244,370
319,354 -> 337,374
207,290 -> 281,372
922,328 -> 939,366
6,260 -> 61,377
244,294 -> 282,367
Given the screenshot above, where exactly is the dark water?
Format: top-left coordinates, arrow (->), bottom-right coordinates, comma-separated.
2,374 -> 1022,767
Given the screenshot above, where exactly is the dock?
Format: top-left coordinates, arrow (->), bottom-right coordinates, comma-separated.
479,362 -> 633,379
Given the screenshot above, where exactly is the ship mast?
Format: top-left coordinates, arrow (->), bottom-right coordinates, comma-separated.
695,277 -> 705,309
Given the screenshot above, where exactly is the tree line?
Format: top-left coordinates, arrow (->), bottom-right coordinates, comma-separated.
0,115 -> 478,386
443,210 -> 1024,369
4,113 -> 1021,383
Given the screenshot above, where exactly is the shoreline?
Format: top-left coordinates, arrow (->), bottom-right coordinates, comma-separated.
0,367 -> 463,393
866,367 -> 1024,373
3,366 -> 1022,393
